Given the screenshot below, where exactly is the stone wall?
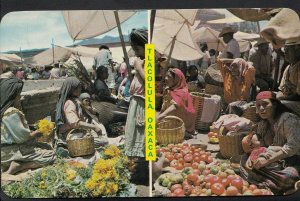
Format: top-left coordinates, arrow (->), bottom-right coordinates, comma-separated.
21,87 -> 60,124
22,79 -> 65,92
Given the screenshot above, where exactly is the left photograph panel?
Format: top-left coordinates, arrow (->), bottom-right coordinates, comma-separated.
0,10 -> 150,198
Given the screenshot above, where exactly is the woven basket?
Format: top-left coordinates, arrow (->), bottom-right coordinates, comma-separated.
219,130 -> 248,159
187,82 -> 203,93
205,84 -> 224,97
190,92 -> 213,131
242,105 -> 260,123
156,116 -> 185,144
66,129 -> 95,157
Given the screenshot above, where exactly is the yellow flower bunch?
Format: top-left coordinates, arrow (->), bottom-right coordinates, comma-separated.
104,145 -> 121,158
66,168 -> 77,181
41,170 -> 47,178
39,181 -> 46,189
37,119 -> 54,136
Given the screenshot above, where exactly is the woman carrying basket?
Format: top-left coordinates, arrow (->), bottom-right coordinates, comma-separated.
55,77 -> 108,148
157,68 -> 196,138
1,78 -> 55,174
240,91 -> 300,194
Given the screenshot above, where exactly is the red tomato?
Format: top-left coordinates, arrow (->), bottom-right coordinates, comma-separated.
193,179 -> 201,186
193,169 -> 201,175
203,169 -> 210,175
193,156 -> 201,163
208,132 -> 215,138
187,173 -> 199,183
174,153 -> 183,159
230,178 -> 244,189
207,156 -> 213,164
193,152 -> 201,157
165,153 -> 174,161
211,183 -> 225,195
226,186 -> 239,196
175,163 -> 184,170
205,182 -> 211,189
177,158 -> 185,164
192,162 -> 199,169
173,188 -> 185,197
209,175 -> 221,184
221,178 -> 230,187
227,175 -> 236,182
248,184 -> 258,191
199,154 -> 207,162
182,179 -> 189,186
184,153 -> 193,163
184,163 -> 192,167
171,184 -> 182,192
183,184 -> 193,196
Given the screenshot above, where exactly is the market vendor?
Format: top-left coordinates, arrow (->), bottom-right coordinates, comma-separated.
1,78 -> 56,174
157,68 -> 196,138
218,27 -> 240,59
240,91 -> 300,194
186,65 -> 205,89
55,77 -> 108,147
94,65 -> 118,103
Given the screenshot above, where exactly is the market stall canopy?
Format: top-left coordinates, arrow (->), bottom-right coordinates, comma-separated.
227,9 -> 272,22
207,16 -> 244,24
0,53 -> 23,67
63,10 -> 136,40
152,9 -> 205,61
192,27 -> 226,51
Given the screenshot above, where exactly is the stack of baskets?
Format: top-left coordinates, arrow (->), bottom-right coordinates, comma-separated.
242,105 -> 260,123
190,92 -> 211,131
66,129 -> 95,157
156,116 -> 185,144
218,128 -> 249,159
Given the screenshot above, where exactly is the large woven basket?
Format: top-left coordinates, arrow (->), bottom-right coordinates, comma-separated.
190,92 -> 213,131
219,130 -> 248,159
205,84 -> 224,97
36,130 -> 55,144
187,82 -> 203,93
66,129 -> 95,157
156,116 -> 185,144
242,105 -> 260,123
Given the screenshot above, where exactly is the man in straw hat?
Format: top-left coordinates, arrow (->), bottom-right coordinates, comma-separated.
249,38 -> 274,91
218,27 -> 240,59
277,37 -> 300,101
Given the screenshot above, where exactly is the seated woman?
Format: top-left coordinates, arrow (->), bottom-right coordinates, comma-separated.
240,91 -> 300,194
94,66 -> 118,104
157,68 -> 196,138
55,77 -> 108,147
186,65 -> 205,90
1,78 -> 56,174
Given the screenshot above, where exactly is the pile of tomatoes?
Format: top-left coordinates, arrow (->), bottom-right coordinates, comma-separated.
156,143 -> 273,197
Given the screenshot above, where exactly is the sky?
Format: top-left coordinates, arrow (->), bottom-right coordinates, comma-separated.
0,10 -> 148,52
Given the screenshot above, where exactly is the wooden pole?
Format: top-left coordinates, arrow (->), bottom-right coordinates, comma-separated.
52,38 -> 54,64
166,36 -> 176,66
150,10 -> 156,43
114,10 -> 132,81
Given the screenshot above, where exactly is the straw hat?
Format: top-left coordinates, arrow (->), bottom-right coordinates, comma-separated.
260,8 -> 300,48
254,38 -> 269,47
219,27 -> 237,37
285,37 -> 300,46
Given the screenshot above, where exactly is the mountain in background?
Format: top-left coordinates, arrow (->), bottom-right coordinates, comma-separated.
74,35 -> 130,46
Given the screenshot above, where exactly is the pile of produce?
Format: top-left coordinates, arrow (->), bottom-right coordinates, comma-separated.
155,143 -> 273,197
208,131 -> 219,144
2,145 -> 136,198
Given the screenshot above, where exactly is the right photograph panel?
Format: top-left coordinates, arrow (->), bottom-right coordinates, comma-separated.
152,8 -> 300,197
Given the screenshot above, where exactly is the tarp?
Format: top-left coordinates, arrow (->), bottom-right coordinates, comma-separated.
63,10 -> 136,40
0,53 -> 23,67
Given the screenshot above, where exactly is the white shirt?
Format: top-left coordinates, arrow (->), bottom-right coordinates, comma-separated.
220,38 -> 240,59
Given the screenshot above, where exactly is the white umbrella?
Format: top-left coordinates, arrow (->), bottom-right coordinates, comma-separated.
234,31 -> 260,41
63,10 -> 135,40
192,26 -> 226,51
152,9 -> 205,62
206,16 -> 244,24
63,10 -> 137,80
